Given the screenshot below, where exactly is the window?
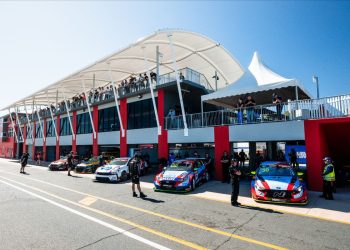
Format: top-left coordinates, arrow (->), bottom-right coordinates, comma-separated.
60,117 -> 72,136
26,124 -> 33,139
36,124 -> 43,138
98,107 -> 120,132
127,98 -> 157,130
8,128 -> 13,137
77,113 -> 92,134
46,120 -> 56,137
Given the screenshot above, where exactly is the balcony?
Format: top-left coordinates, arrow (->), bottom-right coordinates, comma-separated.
165,94 -> 350,130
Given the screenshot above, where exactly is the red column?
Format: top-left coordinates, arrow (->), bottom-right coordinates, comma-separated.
23,124 -> 27,153
43,118 -> 47,161
32,121 -> 36,160
55,115 -> 60,160
72,111 -> 77,154
120,98 -> 128,157
157,89 -> 168,159
214,126 -> 230,181
92,106 -> 99,156
10,122 -> 17,158
304,120 -> 328,191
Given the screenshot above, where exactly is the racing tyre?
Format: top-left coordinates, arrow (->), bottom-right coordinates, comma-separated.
120,171 -> 128,182
190,179 -> 196,191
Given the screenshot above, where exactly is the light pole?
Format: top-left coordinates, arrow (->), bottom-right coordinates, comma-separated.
312,75 -> 319,99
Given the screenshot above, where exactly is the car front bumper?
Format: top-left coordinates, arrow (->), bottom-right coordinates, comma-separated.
95,173 -> 119,182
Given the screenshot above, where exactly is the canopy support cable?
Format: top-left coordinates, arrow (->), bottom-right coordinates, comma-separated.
61,88 -> 76,140
8,108 -> 19,143
81,79 -> 97,139
23,101 -> 35,144
46,92 -> 59,142
14,107 -> 24,143
35,102 -> 46,143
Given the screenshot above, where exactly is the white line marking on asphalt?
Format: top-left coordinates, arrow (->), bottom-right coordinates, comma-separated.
0,179 -> 171,250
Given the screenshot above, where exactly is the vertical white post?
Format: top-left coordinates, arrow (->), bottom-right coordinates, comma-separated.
35,103 -> 46,142
61,89 -> 76,140
167,33 -> 189,136
8,109 -> 19,143
23,102 -> 34,144
14,107 -> 24,142
142,46 -> 162,135
108,63 -> 125,137
46,94 -> 59,142
81,79 -> 97,139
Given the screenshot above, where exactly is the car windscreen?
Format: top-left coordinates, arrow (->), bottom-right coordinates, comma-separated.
109,160 -> 128,165
258,165 -> 294,176
168,161 -> 192,171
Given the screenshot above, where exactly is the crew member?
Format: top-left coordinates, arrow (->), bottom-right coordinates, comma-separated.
321,157 -> 335,200
221,151 -> 230,183
20,152 -> 29,174
67,151 -> 74,176
129,154 -> 147,198
204,152 -> 214,180
229,158 -> 242,206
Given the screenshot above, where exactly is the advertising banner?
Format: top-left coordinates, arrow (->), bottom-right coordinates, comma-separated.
285,145 -> 307,165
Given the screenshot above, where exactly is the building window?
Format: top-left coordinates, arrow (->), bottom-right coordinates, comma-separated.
98,106 -> 120,132
36,124 -> 43,138
46,120 -> 56,137
8,128 -> 13,137
26,124 -> 33,139
127,98 -> 157,130
76,113 -> 93,134
60,117 -> 72,136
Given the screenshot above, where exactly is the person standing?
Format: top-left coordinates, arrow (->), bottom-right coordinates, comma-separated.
204,153 -> 214,180
221,151 -> 230,183
67,151 -> 74,176
321,157 -> 335,200
229,158 -> 242,206
235,98 -> 244,124
36,151 -> 41,166
129,154 -> 147,198
288,148 -> 298,171
20,152 -> 29,174
245,95 -> 256,123
238,149 -> 246,167
272,93 -> 283,120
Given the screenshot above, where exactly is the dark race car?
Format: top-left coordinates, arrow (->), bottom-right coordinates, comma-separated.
251,161 -> 308,205
154,158 -> 209,192
75,157 -> 100,174
48,155 -> 79,171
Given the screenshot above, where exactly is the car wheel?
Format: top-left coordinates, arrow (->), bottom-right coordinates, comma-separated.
120,171 -> 128,182
190,179 -> 196,191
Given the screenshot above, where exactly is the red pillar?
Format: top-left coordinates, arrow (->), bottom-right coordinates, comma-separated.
120,98 -> 128,157
31,121 -> 36,160
304,120 -> 328,191
214,126 -> 230,181
23,124 -> 27,153
157,89 -> 168,159
55,115 -> 60,160
92,106 -> 99,156
72,111 -> 77,154
43,118 -> 47,161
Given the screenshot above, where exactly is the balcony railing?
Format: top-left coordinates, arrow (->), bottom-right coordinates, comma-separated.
165,94 -> 350,130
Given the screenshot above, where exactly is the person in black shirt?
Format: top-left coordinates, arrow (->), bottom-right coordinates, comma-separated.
245,95 -> 256,123
67,151 -> 74,176
229,158 -> 242,206
20,152 -> 29,174
273,93 -> 283,120
236,98 -> 244,124
129,155 -> 147,198
204,153 -> 214,180
221,151 -> 230,183
238,149 -> 246,167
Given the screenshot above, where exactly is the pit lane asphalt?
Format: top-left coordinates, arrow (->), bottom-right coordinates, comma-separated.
0,159 -> 349,250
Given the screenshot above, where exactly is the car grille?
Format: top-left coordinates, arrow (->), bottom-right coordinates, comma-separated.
96,177 -> 111,182
160,180 -> 176,189
266,190 -> 292,199
96,172 -> 113,176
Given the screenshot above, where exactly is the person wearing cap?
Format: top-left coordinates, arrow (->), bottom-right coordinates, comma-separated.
20,152 -> 29,174
229,158 -> 242,206
321,156 -> 335,200
67,151 -> 74,176
129,154 -> 147,198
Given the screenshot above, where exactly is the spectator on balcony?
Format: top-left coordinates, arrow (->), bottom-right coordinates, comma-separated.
273,93 -> 283,120
167,109 -> 176,128
144,73 -> 149,87
193,151 -> 200,158
150,71 -> 157,83
245,95 -> 256,123
235,98 -> 244,124
179,72 -> 185,81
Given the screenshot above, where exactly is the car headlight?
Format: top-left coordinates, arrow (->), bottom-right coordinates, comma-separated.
178,176 -> 190,186
255,182 -> 265,191
294,185 -> 302,192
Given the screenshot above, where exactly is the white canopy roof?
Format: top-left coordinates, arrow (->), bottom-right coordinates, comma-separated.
2,29 -> 244,110
201,52 -> 312,108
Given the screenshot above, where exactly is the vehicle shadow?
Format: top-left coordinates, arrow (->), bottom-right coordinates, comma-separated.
238,204 -> 282,214
140,197 -> 165,203
70,175 -> 83,178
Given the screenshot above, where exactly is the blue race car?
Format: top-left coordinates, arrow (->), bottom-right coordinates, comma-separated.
251,161 -> 308,205
154,158 -> 209,192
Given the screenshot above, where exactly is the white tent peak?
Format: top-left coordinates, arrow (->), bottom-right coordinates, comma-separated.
248,51 -> 292,86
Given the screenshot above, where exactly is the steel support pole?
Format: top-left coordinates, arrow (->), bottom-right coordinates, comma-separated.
81,79 -> 97,139
47,93 -> 59,142
35,103 -> 46,142
14,107 -> 24,142
108,63 -> 125,137
167,33 -> 189,136
61,89 -> 76,140
156,46 -> 160,86
8,109 -> 19,143
23,102 -> 34,144
143,46 -> 162,135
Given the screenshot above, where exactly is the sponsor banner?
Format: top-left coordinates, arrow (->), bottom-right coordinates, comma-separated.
285,145 -> 306,165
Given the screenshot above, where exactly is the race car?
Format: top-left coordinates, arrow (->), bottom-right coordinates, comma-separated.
48,155 -> 79,171
95,157 -> 131,182
154,158 -> 209,192
75,157 -> 100,174
251,161 -> 308,204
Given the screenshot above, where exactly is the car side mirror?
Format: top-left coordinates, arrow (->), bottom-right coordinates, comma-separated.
251,171 -> 256,175
297,172 -> 303,177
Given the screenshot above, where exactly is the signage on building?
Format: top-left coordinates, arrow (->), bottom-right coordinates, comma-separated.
285,145 -> 307,164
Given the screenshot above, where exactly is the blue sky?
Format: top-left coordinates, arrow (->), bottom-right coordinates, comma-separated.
1,1 -> 350,115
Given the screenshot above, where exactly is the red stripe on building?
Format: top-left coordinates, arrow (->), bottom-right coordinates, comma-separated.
31,121 -> 36,160
120,98 -> 127,157
92,106 -> 99,156
157,89 -> 168,159
72,111 -> 77,154
43,118 -> 47,161
214,126 -> 230,181
55,114 -> 60,160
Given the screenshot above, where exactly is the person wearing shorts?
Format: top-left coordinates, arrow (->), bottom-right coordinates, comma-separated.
128,155 -> 147,198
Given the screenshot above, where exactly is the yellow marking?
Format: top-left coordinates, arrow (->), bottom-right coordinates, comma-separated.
79,196 -> 97,206
0,176 -> 206,250
0,172 -> 288,250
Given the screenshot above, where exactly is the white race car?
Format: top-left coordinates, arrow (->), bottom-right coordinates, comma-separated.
94,157 -> 131,182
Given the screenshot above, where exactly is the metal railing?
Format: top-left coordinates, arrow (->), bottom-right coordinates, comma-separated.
165,94 -> 350,130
